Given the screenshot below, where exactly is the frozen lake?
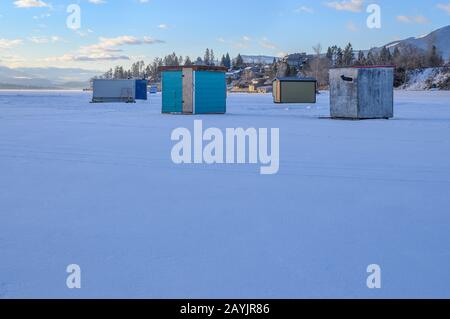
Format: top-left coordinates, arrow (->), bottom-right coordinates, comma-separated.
0,90 -> 450,298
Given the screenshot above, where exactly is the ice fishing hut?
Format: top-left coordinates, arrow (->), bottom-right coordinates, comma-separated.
92,79 -> 147,103
329,66 -> 394,119
272,77 -> 317,103
160,66 -> 227,114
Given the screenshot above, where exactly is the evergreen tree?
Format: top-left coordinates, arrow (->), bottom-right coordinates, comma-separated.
204,49 -> 210,66
326,47 -> 333,62
210,49 -> 215,66
184,56 -> 193,66
379,46 -> 392,65
225,53 -> 231,69
392,47 -> 401,65
131,62 -> 140,78
356,51 -> 366,66
343,43 -> 354,66
335,47 -> 343,66
145,65 -> 151,79
428,45 -> 444,67
234,54 -> 244,69
366,49 -> 376,66
104,68 -> 113,79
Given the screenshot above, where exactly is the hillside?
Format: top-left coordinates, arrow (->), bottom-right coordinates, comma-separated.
401,67 -> 450,90
241,55 -> 279,64
384,25 -> 450,60
0,66 -> 100,89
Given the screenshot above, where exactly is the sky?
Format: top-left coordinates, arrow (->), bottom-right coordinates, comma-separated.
0,0 -> 449,71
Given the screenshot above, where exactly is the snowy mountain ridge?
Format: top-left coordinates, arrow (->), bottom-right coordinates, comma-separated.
0,66 -> 101,89
241,55 -> 279,65
383,25 -> 450,60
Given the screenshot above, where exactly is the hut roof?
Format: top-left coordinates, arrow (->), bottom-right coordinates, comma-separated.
274,77 -> 317,82
159,66 -> 227,72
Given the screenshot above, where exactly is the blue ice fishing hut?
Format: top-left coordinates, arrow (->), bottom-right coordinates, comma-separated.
160,66 -> 227,114
135,79 -> 148,100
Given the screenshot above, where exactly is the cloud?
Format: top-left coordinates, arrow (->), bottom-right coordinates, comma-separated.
0,55 -> 25,66
325,0 -> 364,13
436,3 -> 450,15
396,15 -> 429,24
294,6 -> 314,13
88,0 -> 107,4
14,0 -> 49,8
29,36 -> 63,44
45,53 -> 130,62
47,35 -> 164,63
79,36 -> 164,55
396,15 -> 410,23
157,24 -> 171,29
0,38 -> 23,49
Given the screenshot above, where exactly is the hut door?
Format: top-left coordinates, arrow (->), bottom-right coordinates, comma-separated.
162,71 -> 183,113
182,68 -> 194,114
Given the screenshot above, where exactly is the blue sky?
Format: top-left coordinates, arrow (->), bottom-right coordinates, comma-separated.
0,0 -> 449,70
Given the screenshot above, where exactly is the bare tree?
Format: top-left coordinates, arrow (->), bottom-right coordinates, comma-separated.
312,43 -> 322,82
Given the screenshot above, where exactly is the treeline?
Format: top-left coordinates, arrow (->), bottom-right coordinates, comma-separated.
325,43 -> 445,69
303,43 -> 446,87
98,49 -> 237,82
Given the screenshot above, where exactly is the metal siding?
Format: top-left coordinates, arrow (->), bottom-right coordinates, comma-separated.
357,68 -> 394,119
162,71 -> 183,113
135,80 -> 148,100
194,71 -> 226,114
330,67 -> 393,119
92,79 -> 136,102
330,68 -> 359,118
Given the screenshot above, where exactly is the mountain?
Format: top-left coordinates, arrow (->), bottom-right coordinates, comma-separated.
0,66 -> 101,89
241,55 -> 279,65
383,25 -> 450,60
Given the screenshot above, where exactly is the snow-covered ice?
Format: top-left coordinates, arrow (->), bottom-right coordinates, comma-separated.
0,90 -> 449,298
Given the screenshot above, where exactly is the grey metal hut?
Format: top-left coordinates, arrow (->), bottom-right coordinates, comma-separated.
329,66 -> 394,119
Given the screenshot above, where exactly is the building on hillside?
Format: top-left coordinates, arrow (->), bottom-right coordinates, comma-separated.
287,53 -> 309,69
257,86 -> 273,94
